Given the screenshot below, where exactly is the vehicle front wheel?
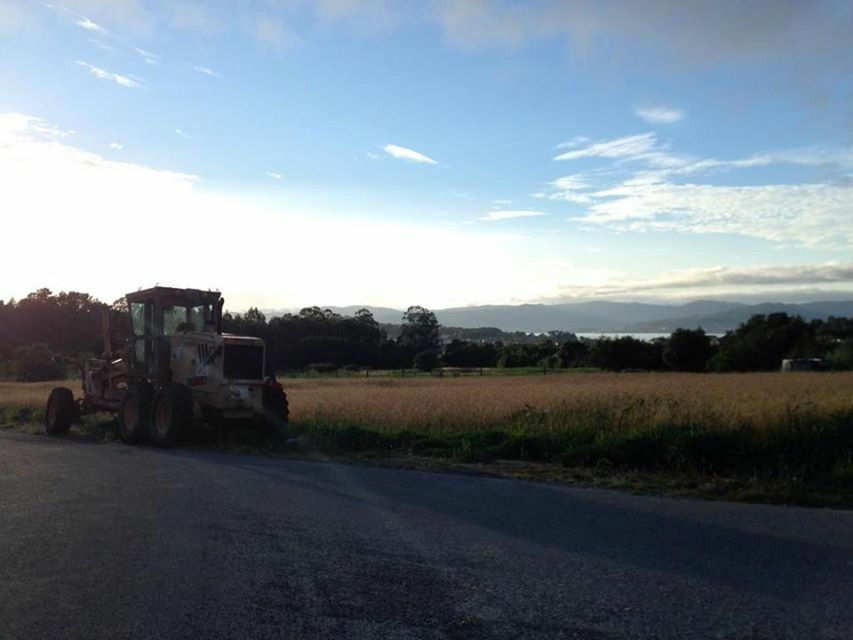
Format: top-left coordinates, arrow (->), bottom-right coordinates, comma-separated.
149,384 -> 193,448
118,384 -> 153,443
45,387 -> 75,435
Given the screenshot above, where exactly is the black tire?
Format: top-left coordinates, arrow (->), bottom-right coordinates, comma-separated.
261,385 -> 289,431
149,384 -> 193,448
118,384 -> 153,443
44,387 -> 75,435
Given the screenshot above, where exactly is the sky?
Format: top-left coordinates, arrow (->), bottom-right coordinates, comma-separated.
1,0 -> 852,311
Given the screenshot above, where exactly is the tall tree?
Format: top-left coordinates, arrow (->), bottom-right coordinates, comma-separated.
710,313 -> 816,371
399,306 -> 440,353
664,328 -> 714,372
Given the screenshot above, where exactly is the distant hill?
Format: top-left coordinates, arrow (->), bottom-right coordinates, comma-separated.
433,300 -> 744,333
266,300 -> 853,334
626,301 -> 853,333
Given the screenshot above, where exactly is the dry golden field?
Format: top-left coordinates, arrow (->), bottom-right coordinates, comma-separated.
5,373 -> 853,505
281,372 -> 853,432
0,380 -> 68,410
3,372 -> 853,433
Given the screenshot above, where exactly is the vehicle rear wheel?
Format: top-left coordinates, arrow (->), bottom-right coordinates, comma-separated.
44,387 -> 75,435
149,383 -> 193,448
261,385 -> 289,432
118,384 -> 153,443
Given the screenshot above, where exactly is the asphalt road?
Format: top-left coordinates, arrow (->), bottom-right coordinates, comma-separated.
1,432 -> 852,640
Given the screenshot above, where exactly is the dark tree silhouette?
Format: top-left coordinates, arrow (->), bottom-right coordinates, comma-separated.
709,313 -> 818,371
664,328 -> 714,372
399,306 -> 440,354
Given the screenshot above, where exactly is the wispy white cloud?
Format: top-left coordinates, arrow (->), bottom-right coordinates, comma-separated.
135,47 -> 158,65
383,144 -> 438,165
541,174 -> 595,203
108,142 -> 123,150
40,0 -> 152,32
75,15 -> 106,34
75,61 -> 141,88
88,39 -> 114,52
480,210 -> 546,222
543,130 -> 853,249
555,136 -> 590,150
550,174 -> 589,190
635,106 -> 685,124
13,115 -> 75,140
366,151 -> 380,160
266,171 -> 282,180
192,65 -> 220,77
548,191 -> 595,205
174,128 -> 194,140
554,133 -> 659,161
578,179 -> 853,249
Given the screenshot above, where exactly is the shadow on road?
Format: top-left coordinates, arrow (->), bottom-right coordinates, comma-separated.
142,444 -> 852,600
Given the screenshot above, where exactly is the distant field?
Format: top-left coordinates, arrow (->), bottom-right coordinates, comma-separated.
287,372 -> 853,505
4,372 -> 853,434
281,371 -> 853,432
3,373 -> 853,505
0,380 -> 66,410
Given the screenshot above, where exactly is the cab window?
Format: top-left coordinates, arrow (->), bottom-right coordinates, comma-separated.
190,305 -> 210,331
163,305 -> 188,335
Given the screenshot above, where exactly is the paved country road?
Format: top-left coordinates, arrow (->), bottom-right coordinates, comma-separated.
1,432 -> 852,640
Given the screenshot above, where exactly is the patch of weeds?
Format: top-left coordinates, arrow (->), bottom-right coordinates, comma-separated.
0,406 -> 45,432
77,414 -> 117,441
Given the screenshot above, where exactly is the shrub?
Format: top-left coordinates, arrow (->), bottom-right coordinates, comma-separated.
413,349 -> 441,372
12,344 -> 64,381
829,339 -> 853,370
538,355 -> 561,370
664,328 -> 714,372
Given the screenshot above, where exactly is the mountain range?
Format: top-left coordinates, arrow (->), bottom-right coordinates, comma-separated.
288,300 -> 853,334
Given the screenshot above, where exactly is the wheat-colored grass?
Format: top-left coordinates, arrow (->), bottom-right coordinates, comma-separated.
3,373 -> 853,433
282,371 -> 853,433
0,380 -> 76,410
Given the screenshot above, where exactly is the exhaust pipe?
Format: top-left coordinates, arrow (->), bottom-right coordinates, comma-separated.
216,297 -> 225,334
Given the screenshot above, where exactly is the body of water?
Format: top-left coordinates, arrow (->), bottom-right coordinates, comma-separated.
576,332 -> 721,341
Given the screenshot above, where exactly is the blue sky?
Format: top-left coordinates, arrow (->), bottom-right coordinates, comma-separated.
1,0 -> 852,310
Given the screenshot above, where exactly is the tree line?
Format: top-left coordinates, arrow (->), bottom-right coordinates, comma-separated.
1,289 -> 852,381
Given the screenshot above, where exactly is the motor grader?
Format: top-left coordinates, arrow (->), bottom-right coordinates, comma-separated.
44,286 -> 288,447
